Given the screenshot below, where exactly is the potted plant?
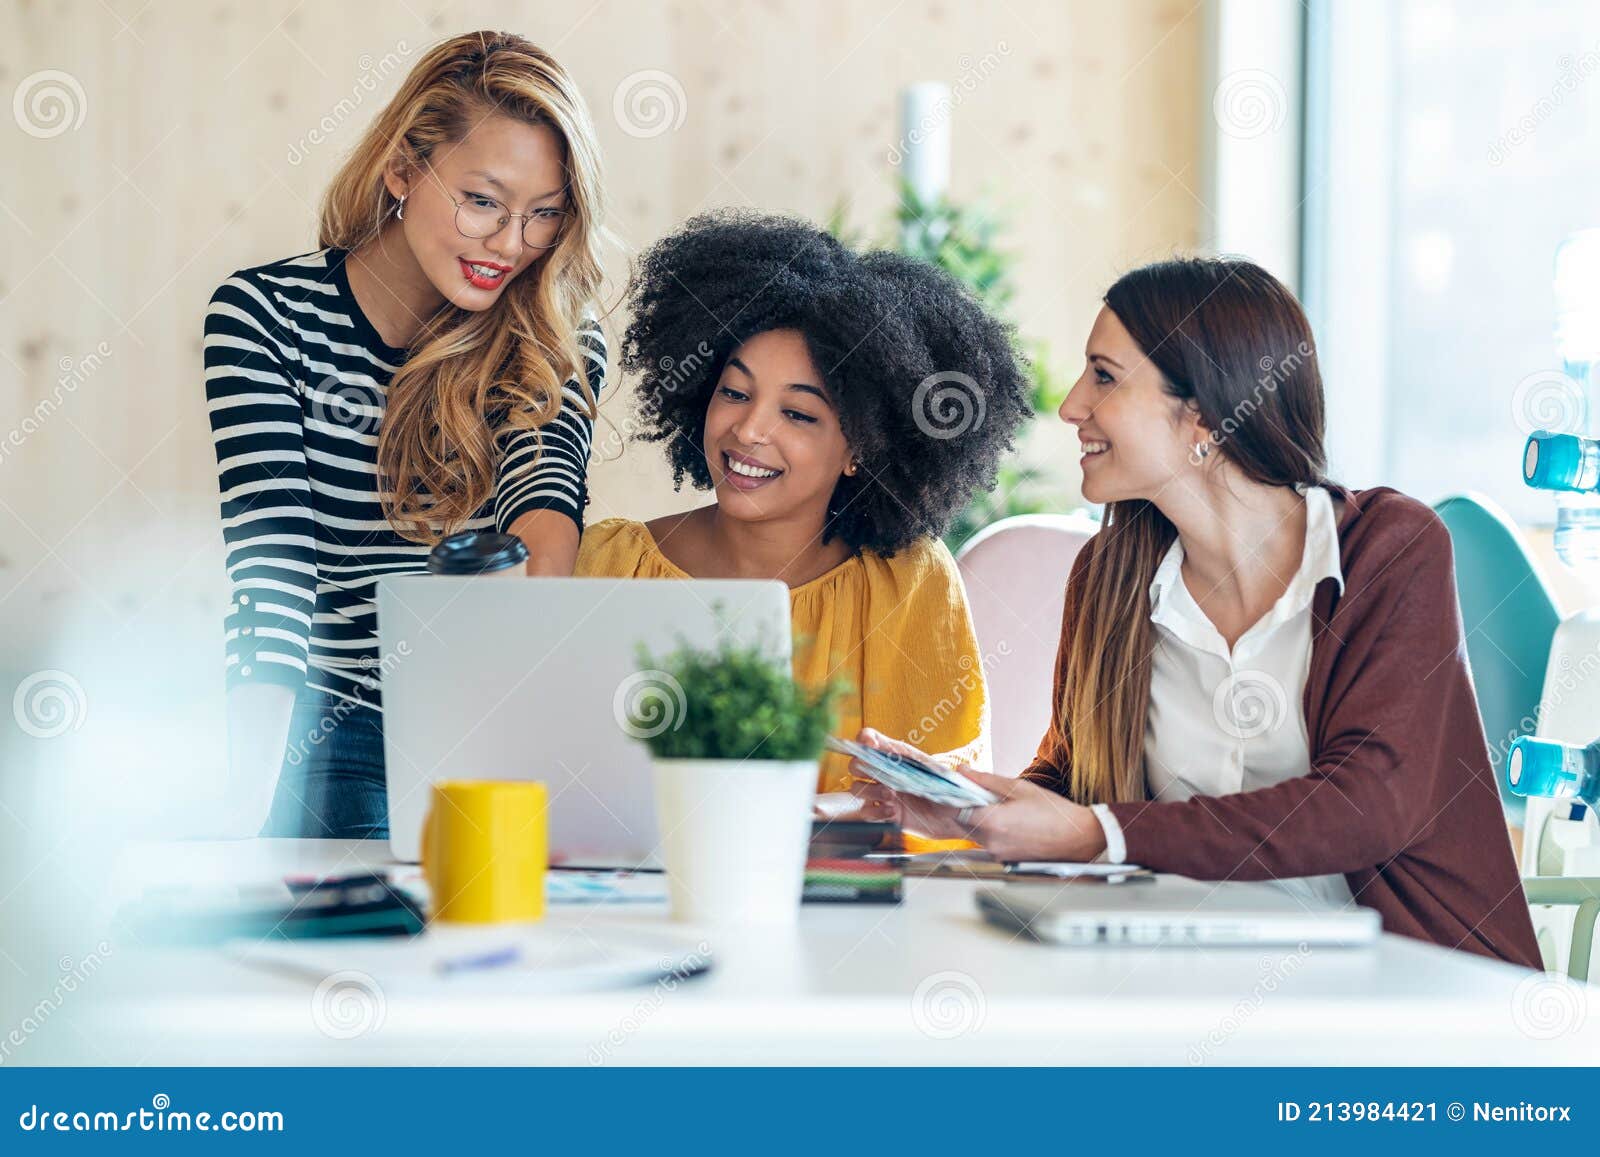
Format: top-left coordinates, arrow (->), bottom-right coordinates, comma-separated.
626,637 -> 842,926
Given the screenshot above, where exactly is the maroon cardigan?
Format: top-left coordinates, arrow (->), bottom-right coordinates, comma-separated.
1023,486 -> 1541,968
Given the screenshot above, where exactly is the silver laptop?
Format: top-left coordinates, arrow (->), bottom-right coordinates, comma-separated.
376,576 -> 791,866
977,875 -> 1381,947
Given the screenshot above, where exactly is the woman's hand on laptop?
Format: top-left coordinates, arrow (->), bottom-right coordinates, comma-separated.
848,728 -> 1107,862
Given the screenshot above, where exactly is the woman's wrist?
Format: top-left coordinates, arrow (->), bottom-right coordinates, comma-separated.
1079,808 -> 1110,860
973,790 -> 1107,862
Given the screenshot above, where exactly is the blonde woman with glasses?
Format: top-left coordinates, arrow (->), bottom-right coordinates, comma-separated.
203,32 -> 608,838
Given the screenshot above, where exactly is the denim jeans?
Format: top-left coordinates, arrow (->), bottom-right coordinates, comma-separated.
261,688 -> 389,839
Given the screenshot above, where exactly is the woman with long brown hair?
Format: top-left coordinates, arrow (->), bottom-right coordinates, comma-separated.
203,31 -> 608,837
851,256 -> 1541,967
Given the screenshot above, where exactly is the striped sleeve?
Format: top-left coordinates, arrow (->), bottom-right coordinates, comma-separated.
495,320 -> 608,532
204,274 -> 316,692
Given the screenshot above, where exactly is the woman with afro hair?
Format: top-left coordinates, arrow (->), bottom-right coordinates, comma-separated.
577,210 -> 1032,829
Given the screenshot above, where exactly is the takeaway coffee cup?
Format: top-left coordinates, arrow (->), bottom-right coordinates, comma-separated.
426,530 -> 528,577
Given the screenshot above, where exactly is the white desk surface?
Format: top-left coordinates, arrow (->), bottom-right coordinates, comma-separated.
64,838 -> 1598,1066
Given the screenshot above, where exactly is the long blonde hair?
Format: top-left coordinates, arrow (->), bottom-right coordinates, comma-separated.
318,31 -> 607,542
1056,258 -> 1328,804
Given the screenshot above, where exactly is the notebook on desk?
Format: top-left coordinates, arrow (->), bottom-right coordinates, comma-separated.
977,875 -> 1381,947
229,923 -> 710,994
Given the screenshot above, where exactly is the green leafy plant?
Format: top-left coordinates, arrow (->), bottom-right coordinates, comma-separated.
830,181 -> 1072,551
630,635 -> 845,762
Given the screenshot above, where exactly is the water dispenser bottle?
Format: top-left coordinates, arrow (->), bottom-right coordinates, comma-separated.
1505,734 -> 1600,811
1551,230 -> 1600,569
1524,430 -> 1600,492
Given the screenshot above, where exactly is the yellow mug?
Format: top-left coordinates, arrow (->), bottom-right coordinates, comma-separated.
421,780 -> 548,923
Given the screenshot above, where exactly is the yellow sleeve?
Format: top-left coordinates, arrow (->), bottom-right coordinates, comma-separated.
574,518 -> 644,577
861,539 -> 991,770
858,540 -> 991,855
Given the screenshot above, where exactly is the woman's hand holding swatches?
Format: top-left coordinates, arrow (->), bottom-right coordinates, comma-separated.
846,728 -> 1107,862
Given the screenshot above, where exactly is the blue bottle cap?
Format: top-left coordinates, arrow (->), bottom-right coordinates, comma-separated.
1506,736 -> 1581,799
1524,430 -> 1593,492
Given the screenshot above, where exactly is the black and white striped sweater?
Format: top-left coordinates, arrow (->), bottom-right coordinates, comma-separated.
203,247 -> 606,710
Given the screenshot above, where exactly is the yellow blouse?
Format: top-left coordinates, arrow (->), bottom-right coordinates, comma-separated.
575,517 -> 992,803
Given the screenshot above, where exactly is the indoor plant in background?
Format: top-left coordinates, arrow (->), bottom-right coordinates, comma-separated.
627,637 -> 843,926
829,182 -> 1074,551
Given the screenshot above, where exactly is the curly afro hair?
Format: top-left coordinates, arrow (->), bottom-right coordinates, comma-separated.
624,208 -> 1032,555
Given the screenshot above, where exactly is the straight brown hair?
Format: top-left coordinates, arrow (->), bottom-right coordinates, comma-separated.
1057,257 -> 1329,804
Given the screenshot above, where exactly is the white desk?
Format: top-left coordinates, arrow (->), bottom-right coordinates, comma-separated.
61,838 -> 1599,1066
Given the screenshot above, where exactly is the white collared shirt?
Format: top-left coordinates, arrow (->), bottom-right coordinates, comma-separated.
1092,485 -> 1354,910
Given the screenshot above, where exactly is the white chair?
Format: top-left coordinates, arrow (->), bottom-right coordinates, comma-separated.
955,512 -> 1099,777
1522,614 -> 1600,980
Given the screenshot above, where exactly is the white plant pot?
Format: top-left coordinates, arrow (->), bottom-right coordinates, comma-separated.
651,757 -> 819,926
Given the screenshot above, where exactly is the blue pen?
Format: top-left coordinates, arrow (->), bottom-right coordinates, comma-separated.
435,945 -> 522,975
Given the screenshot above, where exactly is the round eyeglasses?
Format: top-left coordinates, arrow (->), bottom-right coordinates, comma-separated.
449,192 -> 568,250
